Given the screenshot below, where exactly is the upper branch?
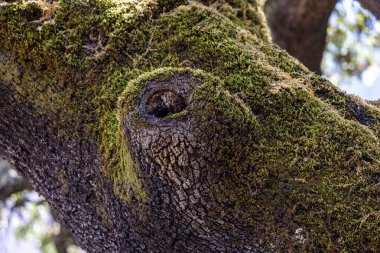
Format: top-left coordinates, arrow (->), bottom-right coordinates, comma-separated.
360,0 -> 380,19
264,0 -> 338,74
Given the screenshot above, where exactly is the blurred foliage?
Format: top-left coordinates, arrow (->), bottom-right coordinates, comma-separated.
323,0 -> 380,85
0,159 -> 82,253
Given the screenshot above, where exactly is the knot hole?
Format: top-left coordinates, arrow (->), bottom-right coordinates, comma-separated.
146,90 -> 186,118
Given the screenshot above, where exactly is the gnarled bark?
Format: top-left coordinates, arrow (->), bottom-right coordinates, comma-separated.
0,0 -> 379,252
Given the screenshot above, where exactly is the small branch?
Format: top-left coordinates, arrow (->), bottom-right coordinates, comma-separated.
0,162 -> 33,202
359,0 -> 380,20
54,226 -> 76,253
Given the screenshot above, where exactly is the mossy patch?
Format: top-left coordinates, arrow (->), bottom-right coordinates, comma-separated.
193,82 -> 380,251
197,0 -> 270,41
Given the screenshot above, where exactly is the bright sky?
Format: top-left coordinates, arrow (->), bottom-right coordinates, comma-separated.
340,72 -> 380,100
324,0 -> 380,100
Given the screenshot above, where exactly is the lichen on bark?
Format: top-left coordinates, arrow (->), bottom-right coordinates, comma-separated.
0,0 -> 379,252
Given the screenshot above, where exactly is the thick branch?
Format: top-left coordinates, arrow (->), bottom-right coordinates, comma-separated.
1,1 -> 379,252
0,81 -> 118,252
264,0 -> 338,74
0,83 -> 40,177
359,0 -> 380,19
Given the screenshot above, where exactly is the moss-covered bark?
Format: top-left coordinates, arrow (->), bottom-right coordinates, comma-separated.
0,0 -> 379,252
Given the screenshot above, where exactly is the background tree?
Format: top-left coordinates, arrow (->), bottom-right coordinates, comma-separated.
0,1 -> 377,251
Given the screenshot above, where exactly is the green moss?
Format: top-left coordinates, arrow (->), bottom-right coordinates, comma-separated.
1,0 -> 379,251
196,0 -> 270,41
371,100 -> 380,108
113,128 -> 148,202
194,83 -> 380,251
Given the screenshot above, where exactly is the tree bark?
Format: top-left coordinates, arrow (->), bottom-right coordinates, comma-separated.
0,0 -> 379,252
264,0 -> 338,74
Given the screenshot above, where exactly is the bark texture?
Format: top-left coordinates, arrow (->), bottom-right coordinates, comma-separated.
0,0 -> 379,252
264,0 -> 338,74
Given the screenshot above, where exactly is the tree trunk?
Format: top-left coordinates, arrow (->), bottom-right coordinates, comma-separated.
264,0 -> 338,74
0,0 -> 379,252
